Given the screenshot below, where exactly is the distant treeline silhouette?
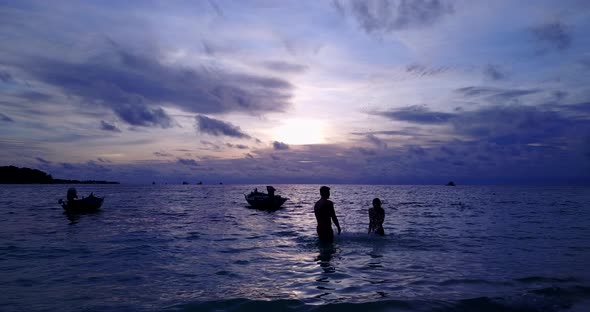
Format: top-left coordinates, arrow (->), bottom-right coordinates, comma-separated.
0,166 -> 119,184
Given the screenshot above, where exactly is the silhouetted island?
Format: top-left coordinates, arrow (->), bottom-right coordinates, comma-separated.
446,181 -> 456,186
0,166 -> 119,184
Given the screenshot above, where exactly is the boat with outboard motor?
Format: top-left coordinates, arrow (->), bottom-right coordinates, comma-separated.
245,186 -> 288,210
59,188 -> 104,213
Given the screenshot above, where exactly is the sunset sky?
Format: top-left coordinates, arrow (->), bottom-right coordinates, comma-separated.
1,0 -> 589,184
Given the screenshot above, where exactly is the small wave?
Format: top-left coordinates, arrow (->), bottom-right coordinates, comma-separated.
164,285 -> 590,311
516,276 -> 580,284
438,278 -> 513,286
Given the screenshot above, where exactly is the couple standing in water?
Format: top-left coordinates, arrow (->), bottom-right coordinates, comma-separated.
313,186 -> 385,243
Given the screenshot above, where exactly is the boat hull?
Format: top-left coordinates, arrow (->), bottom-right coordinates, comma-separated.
61,196 -> 104,213
245,195 -> 287,210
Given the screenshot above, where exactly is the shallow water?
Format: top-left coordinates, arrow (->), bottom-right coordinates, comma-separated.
1,184 -> 589,311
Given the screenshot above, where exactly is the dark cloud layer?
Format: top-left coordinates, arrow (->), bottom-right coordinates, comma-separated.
35,157 -> 51,164
373,105 -> 454,124
273,141 -> 290,150
195,115 -> 250,139
0,113 -> 13,122
177,158 -> 198,167
374,102 -> 590,150
366,134 -> 388,148
0,71 -> 13,83
531,21 -> 571,51
154,151 -> 172,157
455,86 -> 540,103
337,0 -> 454,34
100,120 -> 121,132
405,63 -> 449,77
226,143 -> 249,149
12,44 -> 293,127
483,64 -> 506,81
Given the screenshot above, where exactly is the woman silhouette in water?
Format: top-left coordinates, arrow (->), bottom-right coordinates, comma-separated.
368,198 -> 385,236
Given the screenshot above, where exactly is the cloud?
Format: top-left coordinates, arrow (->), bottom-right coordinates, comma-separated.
226,143 -> 249,149
35,157 -> 51,164
565,102 -> 590,115
405,63 -> 449,77
13,43 -> 293,127
531,21 -> 571,51
177,158 -> 198,167
448,103 -> 588,148
16,91 -> 52,102
154,151 -> 173,157
366,134 -> 388,149
60,163 -> 76,170
369,102 -> 590,165
273,141 -> 290,150
113,103 -> 172,128
195,115 -> 251,138
373,105 -> 454,124
0,113 -> 13,122
483,64 -> 506,81
100,120 -> 121,132
200,140 -> 221,151
455,86 -> 540,102
337,0 -> 454,34
0,71 -> 13,83
356,147 -> 377,156
262,61 -> 307,73
207,0 -> 223,16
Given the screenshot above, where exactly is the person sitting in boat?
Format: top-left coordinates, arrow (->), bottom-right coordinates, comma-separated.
67,187 -> 78,202
368,198 -> 385,236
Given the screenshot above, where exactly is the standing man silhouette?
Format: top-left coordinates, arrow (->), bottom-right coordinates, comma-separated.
314,186 -> 341,243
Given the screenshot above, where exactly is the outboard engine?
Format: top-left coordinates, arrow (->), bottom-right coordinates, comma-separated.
66,188 -> 78,201
266,186 -> 276,197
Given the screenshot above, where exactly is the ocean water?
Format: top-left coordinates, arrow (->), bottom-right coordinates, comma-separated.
1,184 -> 589,311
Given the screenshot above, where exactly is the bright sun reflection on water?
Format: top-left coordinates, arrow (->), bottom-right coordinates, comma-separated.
273,119 -> 325,145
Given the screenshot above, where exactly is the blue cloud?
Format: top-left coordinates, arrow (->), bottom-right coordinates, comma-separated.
273,141 -> 290,150
531,21 -> 571,51
177,158 -> 198,167
35,157 -> 51,164
154,151 -> 173,157
113,103 -> 172,128
0,113 -> 13,122
0,71 -> 14,83
226,143 -> 249,149
483,64 -> 506,81
12,43 -> 293,127
195,115 -> 250,139
373,105 -> 454,124
366,134 -> 387,149
455,87 -> 539,100
338,0 -> 454,34
100,120 -> 121,132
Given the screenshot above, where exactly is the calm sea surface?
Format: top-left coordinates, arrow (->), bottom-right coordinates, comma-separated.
1,184 -> 589,311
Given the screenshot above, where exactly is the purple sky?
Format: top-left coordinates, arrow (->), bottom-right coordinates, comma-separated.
1,1 -> 589,184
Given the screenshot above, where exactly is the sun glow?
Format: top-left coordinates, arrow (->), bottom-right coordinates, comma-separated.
272,119 -> 325,145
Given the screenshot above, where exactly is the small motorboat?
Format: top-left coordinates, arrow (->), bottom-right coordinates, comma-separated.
245,186 -> 288,210
59,188 -> 104,213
